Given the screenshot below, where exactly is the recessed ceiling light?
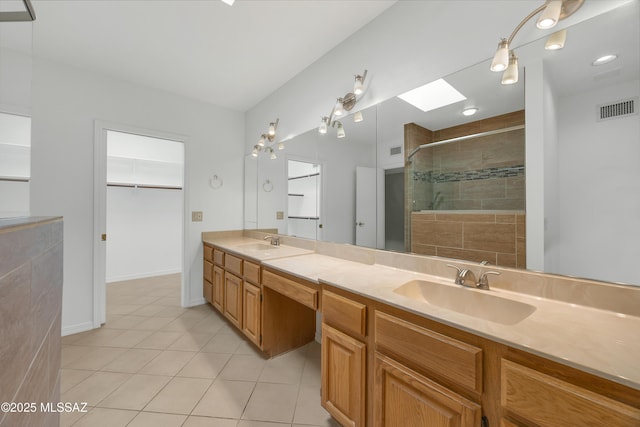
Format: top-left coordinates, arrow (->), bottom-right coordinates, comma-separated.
592,54 -> 618,66
397,79 -> 466,113
462,107 -> 478,116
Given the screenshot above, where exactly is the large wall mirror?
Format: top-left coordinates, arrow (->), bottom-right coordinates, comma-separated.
246,1 -> 639,287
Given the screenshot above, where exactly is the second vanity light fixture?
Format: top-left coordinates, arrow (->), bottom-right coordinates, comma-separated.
490,0 -> 584,84
318,70 -> 368,138
252,118 -> 281,159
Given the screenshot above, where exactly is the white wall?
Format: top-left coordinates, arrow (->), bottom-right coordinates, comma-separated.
29,57 -> 245,335
554,79 -> 640,285
106,187 -> 183,282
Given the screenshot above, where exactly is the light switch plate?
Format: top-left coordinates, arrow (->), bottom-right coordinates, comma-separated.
192,211 -> 203,222
276,211 -> 284,220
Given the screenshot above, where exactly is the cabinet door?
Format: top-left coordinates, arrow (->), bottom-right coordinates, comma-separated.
321,323 -> 366,427
224,272 -> 242,328
242,281 -> 261,347
374,353 -> 480,427
212,265 -> 224,313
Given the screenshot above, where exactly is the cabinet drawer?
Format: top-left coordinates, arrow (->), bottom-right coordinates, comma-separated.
203,260 -> 213,283
213,249 -> 225,266
204,245 -> 214,262
225,254 -> 243,276
322,290 -> 366,339
501,360 -> 640,427
262,270 -> 317,310
244,261 -> 261,285
375,311 -> 482,394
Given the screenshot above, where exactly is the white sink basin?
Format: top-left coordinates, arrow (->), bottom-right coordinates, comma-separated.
394,280 -> 536,325
237,243 -> 279,251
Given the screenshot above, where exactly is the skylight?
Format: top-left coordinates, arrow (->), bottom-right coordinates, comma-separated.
397,79 -> 467,112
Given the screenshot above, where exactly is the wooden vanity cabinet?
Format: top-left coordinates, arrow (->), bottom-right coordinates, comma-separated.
203,245 -> 214,304
242,261 -> 262,347
223,271 -> 243,328
321,290 -> 368,427
212,265 -> 224,312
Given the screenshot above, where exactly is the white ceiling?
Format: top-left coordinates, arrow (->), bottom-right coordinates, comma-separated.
22,0 -> 396,112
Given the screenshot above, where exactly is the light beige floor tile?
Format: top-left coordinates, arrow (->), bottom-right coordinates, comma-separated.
241,382 -> 299,423
162,316 -> 202,331
101,348 -> 162,373
61,345 -> 95,366
131,304 -> 168,317
128,295 -> 163,305
192,379 -> 255,418
293,383 -> 339,426
155,296 -> 183,307
63,346 -> 129,370
107,304 -> 145,315
301,353 -> 321,386
59,405 -> 90,427
134,330 -> 183,349
155,306 -> 190,318
238,421 -> 290,427
71,407 -> 138,427
128,412 -> 187,427
60,369 -> 95,393
183,416 -> 239,427
190,316 -> 226,335
234,340 -> 266,356
103,314 -> 148,329
72,328 -> 127,346
168,331 -> 216,351
144,376 -> 212,414
139,350 -> 197,376
132,316 -> 177,331
101,329 -> 154,348
201,333 -> 243,353
98,374 -> 172,410
259,350 -> 306,384
177,352 -> 232,379
219,354 -> 267,382
62,371 -> 131,406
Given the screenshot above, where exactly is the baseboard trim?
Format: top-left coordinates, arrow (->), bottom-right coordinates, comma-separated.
106,269 -> 181,283
62,321 -> 95,337
189,297 -> 206,307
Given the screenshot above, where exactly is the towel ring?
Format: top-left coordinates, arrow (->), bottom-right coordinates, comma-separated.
263,179 -> 273,192
210,174 -> 223,190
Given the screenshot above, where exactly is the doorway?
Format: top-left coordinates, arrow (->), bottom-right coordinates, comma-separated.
94,122 -> 187,327
384,167 -> 405,251
287,159 -> 321,240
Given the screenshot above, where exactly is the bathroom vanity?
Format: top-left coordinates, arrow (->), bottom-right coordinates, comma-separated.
203,230 -> 640,427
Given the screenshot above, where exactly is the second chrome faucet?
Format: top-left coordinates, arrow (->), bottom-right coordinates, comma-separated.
447,264 -> 500,290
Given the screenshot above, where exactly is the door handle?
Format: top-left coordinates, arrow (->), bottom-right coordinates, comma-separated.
101,234 -> 107,241
356,222 -> 365,227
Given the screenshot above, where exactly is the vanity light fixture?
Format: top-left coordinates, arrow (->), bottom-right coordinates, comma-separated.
258,135 -> 266,147
545,29 -> 567,50
501,52 -> 519,85
251,146 -> 259,157
268,147 -> 277,160
254,118 -> 282,159
353,111 -> 364,123
592,54 -> 618,66
334,99 -> 345,117
353,70 -> 368,95
335,121 -> 346,139
490,0 -> 583,83
268,119 -> 279,137
462,107 -> 479,116
278,141 -> 285,150
318,117 -> 329,134
319,69 -> 367,137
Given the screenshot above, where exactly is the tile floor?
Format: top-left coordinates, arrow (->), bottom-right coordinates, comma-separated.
60,274 -> 339,427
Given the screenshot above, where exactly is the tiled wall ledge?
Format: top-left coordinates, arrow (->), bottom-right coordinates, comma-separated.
203,229 -> 640,318
0,217 -> 64,427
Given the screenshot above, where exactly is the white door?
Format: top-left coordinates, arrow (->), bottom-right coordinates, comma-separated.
356,166 -> 379,248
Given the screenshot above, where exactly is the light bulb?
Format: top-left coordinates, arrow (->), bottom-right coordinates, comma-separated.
336,122 -> 345,139
353,111 -> 363,123
278,142 -> 285,150
354,75 -> 364,95
270,150 -> 277,160
334,99 -> 344,116
251,147 -> 258,157
258,135 -> 265,147
501,52 -> 519,85
318,117 -> 328,134
268,123 -> 276,136
545,29 -> 567,50
537,0 -> 562,29
490,39 -> 510,72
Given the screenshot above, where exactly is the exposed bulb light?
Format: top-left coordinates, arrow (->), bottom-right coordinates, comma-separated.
258,135 -> 265,147
278,142 -> 285,150
336,122 -> 345,139
501,52 -> 519,85
270,150 -> 277,160
353,111 -> 363,123
537,0 -> 562,29
334,99 -> 344,116
354,75 -> 365,95
462,107 -> 478,116
545,29 -> 567,50
268,122 -> 276,136
318,117 -> 329,134
251,146 -> 258,157
592,54 -> 618,66
490,39 -> 510,72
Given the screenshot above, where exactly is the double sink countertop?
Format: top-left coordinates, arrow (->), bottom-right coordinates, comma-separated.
203,235 -> 640,391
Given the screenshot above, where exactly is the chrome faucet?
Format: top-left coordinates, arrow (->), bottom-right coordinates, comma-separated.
263,235 -> 280,246
447,264 -> 500,290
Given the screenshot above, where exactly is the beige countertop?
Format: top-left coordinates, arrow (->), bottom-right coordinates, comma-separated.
202,236 -> 313,262
206,236 -> 640,391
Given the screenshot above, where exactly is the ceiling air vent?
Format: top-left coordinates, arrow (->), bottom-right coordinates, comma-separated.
598,97 -> 637,121
390,146 -> 402,156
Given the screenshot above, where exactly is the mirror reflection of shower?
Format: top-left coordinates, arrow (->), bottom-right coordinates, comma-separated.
287,160 -> 321,240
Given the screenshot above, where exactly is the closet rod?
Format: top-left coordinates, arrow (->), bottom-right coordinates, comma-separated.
107,183 -> 183,190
